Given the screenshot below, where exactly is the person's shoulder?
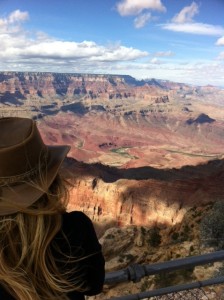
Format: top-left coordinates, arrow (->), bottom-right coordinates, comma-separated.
60,211 -> 98,245
62,211 -> 92,227
63,211 -> 90,220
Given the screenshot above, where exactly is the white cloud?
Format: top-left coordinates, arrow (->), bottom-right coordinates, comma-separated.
154,51 -> 174,57
8,10 -> 29,23
172,2 -> 199,24
162,23 -> 224,36
92,45 -> 148,61
116,0 -> 166,16
216,36 -> 224,46
0,9 -> 29,36
0,10 -> 148,69
162,2 -> 224,37
160,63 -> 224,86
134,12 -> 152,28
104,61 -> 224,86
17,40 -> 148,61
150,57 -> 163,64
23,41 -> 104,59
217,52 -> 224,60
181,62 -> 224,85
1,10 -> 223,87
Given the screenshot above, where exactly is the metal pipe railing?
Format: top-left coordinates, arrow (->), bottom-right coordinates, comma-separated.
105,250 -> 224,285
106,276 -> 224,300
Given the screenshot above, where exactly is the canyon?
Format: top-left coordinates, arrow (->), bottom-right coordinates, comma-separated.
1,71 -> 224,169
1,71 -> 224,298
1,71 -> 224,228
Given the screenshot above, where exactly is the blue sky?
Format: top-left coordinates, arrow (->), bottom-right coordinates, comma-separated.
0,0 -> 224,86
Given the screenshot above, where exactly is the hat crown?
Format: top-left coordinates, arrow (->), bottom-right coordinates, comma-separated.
0,117 -> 46,179
0,117 -> 32,148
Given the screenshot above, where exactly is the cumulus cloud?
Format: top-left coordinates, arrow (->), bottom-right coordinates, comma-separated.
0,10 -> 148,70
116,0 -> 166,28
92,45 -> 148,61
116,0 -> 166,16
134,12 -> 152,28
172,2 -> 199,23
162,23 -> 224,36
23,41 -> 104,59
162,2 -> 224,37
8,9 -> 29,23
216,36 -> 224,46
0,9 -> 29,37
14,40 -> 148,61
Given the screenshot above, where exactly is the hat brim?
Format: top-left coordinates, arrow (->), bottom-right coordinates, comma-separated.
0,145 -> 70,216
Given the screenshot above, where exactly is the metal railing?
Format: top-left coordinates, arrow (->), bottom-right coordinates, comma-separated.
103,250 -> 224,300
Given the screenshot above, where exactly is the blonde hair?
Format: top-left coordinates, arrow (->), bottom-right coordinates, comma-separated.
0,175 -> 85,300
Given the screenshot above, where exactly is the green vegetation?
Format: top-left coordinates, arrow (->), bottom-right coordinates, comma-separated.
110,147 -> 138,159
140,279 -> 151,292
179,225 -> 191,242
200,200 -> 224,249
171,232 -> 179,241
148,227 -> 161,247
77,140 -> 84,148
154,267 -> 194,288
118,253 -> 135,263
111,147 -> 131,155
105,233 -> 115,239
140,226 -> 146,236
165,149 -> 221,158
189,245 -> 194,253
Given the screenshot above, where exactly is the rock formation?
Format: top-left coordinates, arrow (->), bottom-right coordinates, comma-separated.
61,157 -> 224,229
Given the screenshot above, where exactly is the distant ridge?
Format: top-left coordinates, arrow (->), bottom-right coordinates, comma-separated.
0,71 -> 198,88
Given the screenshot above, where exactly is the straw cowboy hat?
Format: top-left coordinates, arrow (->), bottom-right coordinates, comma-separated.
0,117 -> 70,216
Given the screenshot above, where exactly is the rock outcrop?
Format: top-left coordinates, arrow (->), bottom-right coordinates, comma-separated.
62,157 -> 224,228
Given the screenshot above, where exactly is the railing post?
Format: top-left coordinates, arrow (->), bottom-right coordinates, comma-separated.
127,264 -> 147,282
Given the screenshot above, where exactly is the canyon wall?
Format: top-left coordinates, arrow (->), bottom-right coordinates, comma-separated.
62,157 -> 224,228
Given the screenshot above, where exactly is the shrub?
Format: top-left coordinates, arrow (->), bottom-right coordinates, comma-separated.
105,233 -> 114,239
171,232 -> 179,241
200,200 -> 224,249
148,227 -> 161,247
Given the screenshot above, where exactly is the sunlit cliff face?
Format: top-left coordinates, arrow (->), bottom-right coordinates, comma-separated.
62,157 -> 224,228
67,177 -> 186,226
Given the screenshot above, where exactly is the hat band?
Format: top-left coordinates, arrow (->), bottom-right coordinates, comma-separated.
0,163 -> 46,186
0,151 -> 48,186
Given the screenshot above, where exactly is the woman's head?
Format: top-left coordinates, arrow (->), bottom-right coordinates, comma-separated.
0,174 -> 73,300
0,117 -> 70,215
0,118 -> 82,299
